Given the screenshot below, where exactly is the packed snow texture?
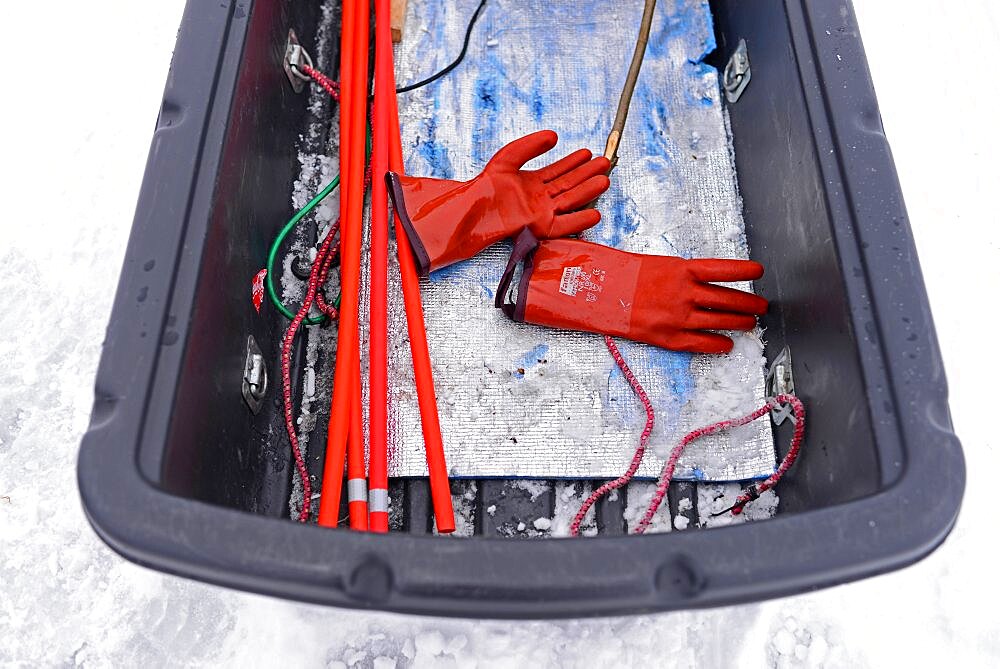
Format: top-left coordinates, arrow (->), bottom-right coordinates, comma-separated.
1,0 -> 998,666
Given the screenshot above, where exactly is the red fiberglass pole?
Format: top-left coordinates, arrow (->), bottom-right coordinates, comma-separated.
319,0 -> 369,528
386,69 -> 455,534
347,355 -> 368,529
368,0 -> 392,532
347,0 -> 373,530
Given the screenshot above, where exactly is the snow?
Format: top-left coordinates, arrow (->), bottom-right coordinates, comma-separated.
622,482 -> 667,532
551,482 -> 595,537
512,479 -> 549,502
697,483 -> 778,528
808,637 -> 829,666
482,482 -> 595,538
1,0 -> 999,666
434,482 -> 477,537
773,628 -> 796,656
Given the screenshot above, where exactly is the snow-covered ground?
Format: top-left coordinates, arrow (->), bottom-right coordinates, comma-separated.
1,0 -> 997,666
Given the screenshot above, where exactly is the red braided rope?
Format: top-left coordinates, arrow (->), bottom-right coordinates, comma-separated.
634,393 -> 805,534
312,164 -> 372,319
569,336 -> 656,536
280,66 -> 344,521
312,231 -> 340,320
730,394 -> 806,513
281,220 -> 341,521
301,64 -> 340,101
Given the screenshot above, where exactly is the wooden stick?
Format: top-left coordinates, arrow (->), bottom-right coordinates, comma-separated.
604,0 -> 657,169
390,0 -> 407,43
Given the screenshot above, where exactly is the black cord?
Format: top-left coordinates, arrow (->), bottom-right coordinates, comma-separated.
394,0 -> 488,94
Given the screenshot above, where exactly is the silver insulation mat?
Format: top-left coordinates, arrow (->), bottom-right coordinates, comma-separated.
359,0 -> 774,480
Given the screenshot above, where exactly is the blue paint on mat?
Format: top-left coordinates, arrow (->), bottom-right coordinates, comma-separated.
520,344 -> 549,368
427,262 -> 465,284
472,72 -> 500,165
514,344 -> 549,378
398,0 -> 744,481
531,71 -> 546,122
687,2 -> 718,65
649,347 -> 696,402
683,85 -> 715,108
607,344 -> 694,430
590,187 -> 641,248
416,116 -> 454,178
641,92 -> 673,161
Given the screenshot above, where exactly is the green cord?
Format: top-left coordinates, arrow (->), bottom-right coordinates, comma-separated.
266,127 -> 372,324
266,175 -> 341,324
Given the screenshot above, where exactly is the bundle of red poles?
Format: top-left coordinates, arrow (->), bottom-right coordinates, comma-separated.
317,0 -> 455,533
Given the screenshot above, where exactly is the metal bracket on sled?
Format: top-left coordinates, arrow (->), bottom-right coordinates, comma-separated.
723,38 -> 751,103
765,346 -> 796,425
284,29 -> 314,93
242,335 -> 268,414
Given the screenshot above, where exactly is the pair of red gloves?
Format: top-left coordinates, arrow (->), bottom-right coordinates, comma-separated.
386,130 -> 766,354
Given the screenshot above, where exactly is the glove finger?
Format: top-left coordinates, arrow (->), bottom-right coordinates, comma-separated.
489,130 -> 558,171
553,175 -> 611,213
547,156 -> 612,195
685,309 -> 758,331
549,209 -> 602,237
538,148 -> 593,182
691,283 -> 769,314
687,258 -> 764,282
667,331 -> 735,354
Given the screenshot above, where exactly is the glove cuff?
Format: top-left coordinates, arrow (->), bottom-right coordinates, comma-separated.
386,171 -> 433,276
494,228 -> 540,322
496,237 -> 643,341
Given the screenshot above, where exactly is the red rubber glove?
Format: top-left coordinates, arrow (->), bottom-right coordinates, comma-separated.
496,231 -> 767,354
386,130 -> 611,275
